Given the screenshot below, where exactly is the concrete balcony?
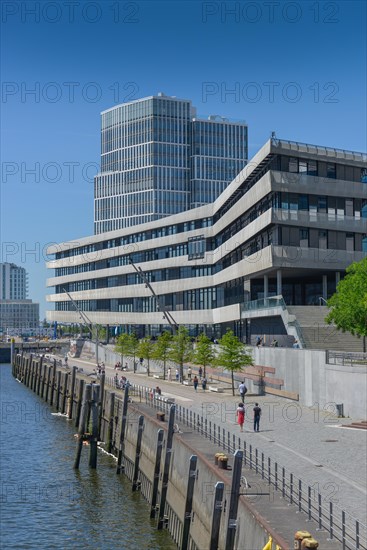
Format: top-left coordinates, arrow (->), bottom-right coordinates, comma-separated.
272,208 -> 366,233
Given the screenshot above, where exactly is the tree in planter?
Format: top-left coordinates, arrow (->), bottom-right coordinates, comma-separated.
192,332 -> 215,378
169,326 -> 193,383
138,337 -> 155,377
152,331 -> 172,380
326,257 -> 367,351
115,333 -> 132,367
215,329 -> 253,396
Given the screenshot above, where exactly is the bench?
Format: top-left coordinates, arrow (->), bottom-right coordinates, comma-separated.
153,374 -> 163,379
209,386 -> 225,393
183,380 -> 193,386
157,412 -> 165,421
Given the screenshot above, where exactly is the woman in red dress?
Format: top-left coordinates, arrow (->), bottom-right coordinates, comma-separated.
236,402 -> 245,432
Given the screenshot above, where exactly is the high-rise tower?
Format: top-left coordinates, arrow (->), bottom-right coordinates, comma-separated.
94,94 -> 248,233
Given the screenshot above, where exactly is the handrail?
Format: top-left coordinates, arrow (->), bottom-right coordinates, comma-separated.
120,384 -> 367,550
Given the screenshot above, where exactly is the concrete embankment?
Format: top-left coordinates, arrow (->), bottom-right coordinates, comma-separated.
12,353 -> 354,550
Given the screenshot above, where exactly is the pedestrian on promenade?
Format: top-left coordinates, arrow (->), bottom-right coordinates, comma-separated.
253,402 -> 262,432
175,368 -> 179,382
238,381 -> 247,403
198,366 -> 203,379
167,367 -> 172,381
193,375 -> 199,391
201,377 -> 207,391
187,367 -> 192,381
236,403 -> 245,432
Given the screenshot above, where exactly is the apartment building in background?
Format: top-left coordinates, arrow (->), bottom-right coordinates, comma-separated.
0,263 -> 39,330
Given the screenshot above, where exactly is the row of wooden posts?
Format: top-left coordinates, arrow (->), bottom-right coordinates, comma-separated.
13,353 -> 248,550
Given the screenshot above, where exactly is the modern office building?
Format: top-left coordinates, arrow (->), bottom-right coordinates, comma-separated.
0,262 -> 28,300
94,94 -> 248,233
46,137 -> 367,349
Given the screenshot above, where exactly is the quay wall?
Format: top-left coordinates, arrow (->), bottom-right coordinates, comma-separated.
12,352 -> 290,550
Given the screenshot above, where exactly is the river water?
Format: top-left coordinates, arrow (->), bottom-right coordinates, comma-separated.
0,365 -> 176,549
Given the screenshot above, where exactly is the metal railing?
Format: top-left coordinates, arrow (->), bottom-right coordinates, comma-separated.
242,296 -> 287,312
326,350 -> 367,366
118,382 -> 367,550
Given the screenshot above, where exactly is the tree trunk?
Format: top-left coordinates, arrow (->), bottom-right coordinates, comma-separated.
231,371 -> 234,396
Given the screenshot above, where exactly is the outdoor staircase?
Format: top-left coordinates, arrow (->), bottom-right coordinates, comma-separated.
342,421 -> 367,430
287,306 -> 365,352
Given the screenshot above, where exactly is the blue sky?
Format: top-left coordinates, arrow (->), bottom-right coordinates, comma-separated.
1,0 -> 366,318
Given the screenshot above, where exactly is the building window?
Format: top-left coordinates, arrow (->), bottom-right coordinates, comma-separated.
327,163 -> 336,179
188,236 -> 206,260
289,157 -> 298,173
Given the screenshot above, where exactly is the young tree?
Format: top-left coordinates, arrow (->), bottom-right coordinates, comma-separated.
216,329 -> 253,396
138,337 -> 155,377
169,326 -> 193,383
192,332 -> 215,378
326,258 -> 367,348
127,332 -> 139,372
153,331 -> 172,380
114,333 -> 132,366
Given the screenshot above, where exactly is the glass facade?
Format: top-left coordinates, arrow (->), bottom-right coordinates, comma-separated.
94,95 -> 248,233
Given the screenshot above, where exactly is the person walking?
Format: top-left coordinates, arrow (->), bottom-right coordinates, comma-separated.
193,375 -> 199,392
238,381 -> 247,403
201,376 -> 207,391
167,367 -> 172,381
198,366 -> 203,379
236,403 -> 245,432
253,402 -> 262,432
175,368 -> 179,382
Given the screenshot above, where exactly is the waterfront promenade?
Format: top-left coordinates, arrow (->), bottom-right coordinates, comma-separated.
67,354 -> 367,542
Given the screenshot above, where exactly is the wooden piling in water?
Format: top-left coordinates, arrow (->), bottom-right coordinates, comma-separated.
61,372 -> 69,414
116,385 -> 130,474
181,455 -> 198,550
32,358 -> 38,392
75,379 -> 84,428
45,365 -> 51,403
68,366 -> 77,420
37,358 -> 42,395
209,482 -> 225,550
98,373 -> 105,440
56,370 -> 62,411
158,404 -> 176,530
150,429 -> 164,518
74,383 -> 92,470
132,415 -> 144,491
50,360 -> 57,407
41,360 -> 46,398
106,392 -> 115,454
89,384 -> 100,469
